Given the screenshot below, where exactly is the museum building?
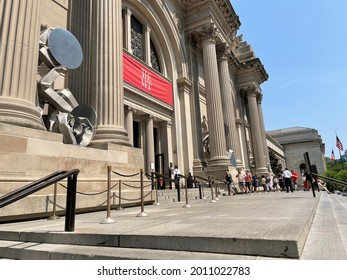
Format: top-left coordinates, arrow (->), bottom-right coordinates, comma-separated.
0,0 -> 270,219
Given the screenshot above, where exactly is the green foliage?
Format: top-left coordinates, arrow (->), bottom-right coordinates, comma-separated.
323,160 -> 347,192
269,150 -> 283,175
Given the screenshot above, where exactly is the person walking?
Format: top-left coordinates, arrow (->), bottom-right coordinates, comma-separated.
283,168 -> 293,193
173,166 -> 181,189
278,173 -> 285,191
245,170 -> 252,194
261,175 -> 267,192
236,170 -> 246,193
273,175 -> 280,191
291,170 -> 299,191
252,173 -> 258,193
225,170 -> 235,195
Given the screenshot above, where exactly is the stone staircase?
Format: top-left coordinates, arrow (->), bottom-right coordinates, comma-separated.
1,191 -> 346,260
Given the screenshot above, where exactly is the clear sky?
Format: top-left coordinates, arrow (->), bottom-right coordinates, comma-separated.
231,0 -> 347,158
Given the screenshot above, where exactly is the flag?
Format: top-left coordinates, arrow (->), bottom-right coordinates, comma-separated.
331,149 -> 335,161
336,136 -> 344,151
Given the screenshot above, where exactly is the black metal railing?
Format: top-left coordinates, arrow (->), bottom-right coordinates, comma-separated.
311,173 -> 347,188
0,169 -> 79,232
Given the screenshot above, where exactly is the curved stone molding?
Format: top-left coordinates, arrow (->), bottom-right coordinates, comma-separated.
0,98 -> 45,130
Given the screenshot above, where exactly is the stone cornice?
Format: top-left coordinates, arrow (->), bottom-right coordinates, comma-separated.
177,76 -> 192,91
181,0 -> 240,32
241,58 -> 269,83
182,0 -> 212,14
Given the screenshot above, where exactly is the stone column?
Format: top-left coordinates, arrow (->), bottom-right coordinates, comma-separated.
123,8 -> 132,53
236,119 -> 246,168
144,25 -> 151,66
0,0 -> 45,130
187,35 -> 207,170
178,77 -> 194,174
217,45 -> 242,167
67,0 -> 92,105
89,0 -> 129,146
244,86 -> 268,175
145,115 -> 155,174
257,94 -> 271,172
125,106 -> 134,147
199,26 -> 229,167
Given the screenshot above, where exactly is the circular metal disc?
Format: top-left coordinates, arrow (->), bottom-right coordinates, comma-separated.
48,28 -> 83,69
70,104 -> 98,128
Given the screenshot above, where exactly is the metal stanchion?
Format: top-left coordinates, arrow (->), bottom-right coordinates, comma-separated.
214,180 -> 220,200
183,176 -> 191,208
48,182 -> 60,220
153,172 -> 160,206
137,169 -> 149,217
196,177 -> 203,199
209,176 -> 217,203
101,166 -> 116,224
116,179 -> 123,210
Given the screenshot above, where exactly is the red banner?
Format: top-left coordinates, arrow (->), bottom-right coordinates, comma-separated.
123,53 -> 173,106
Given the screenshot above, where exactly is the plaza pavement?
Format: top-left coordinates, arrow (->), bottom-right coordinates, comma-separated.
0,189 -> 346,260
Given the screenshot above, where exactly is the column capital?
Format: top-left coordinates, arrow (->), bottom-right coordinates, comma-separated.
216,43 -> 231,60
125,105 -> 136,113
190,24 -> 219,46
257,93 -> 264,103
142,114 -> 154,121
240,84 -> 261,99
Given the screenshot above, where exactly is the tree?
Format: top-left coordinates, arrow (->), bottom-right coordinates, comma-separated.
269,150 -> 282,175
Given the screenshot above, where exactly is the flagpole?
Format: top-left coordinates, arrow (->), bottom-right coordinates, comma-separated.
340,149 -> 344,170
336,133 -> 344,170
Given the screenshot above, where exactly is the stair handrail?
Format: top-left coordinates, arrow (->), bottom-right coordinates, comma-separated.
0,169 -> 80,232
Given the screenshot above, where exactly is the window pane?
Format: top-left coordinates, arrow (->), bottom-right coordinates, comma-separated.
131,15 -> 143,60
150,40 -> 161,72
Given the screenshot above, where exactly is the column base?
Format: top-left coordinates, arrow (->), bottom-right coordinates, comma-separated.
255,166 -> 269,177
91,125 -> 131,147
192,158 -> 208,169
209,155 -> 231,167
236,159 -> 244,169
0,98 -> 46,130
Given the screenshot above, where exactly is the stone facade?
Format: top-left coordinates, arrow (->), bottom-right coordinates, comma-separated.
267,127 -> 326,185
0,0 -> 270,219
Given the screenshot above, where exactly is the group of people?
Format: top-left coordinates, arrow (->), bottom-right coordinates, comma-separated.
225,168 -> 302,194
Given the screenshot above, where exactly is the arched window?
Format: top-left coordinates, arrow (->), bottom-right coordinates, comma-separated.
150,40 -> 161,72
131,15 -> 144,60
127,13 -> 162,73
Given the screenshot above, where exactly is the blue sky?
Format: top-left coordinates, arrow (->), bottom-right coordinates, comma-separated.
231,0 -> 347,157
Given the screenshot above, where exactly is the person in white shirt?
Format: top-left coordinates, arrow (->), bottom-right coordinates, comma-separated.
173,166 -> 181,189
283,168 -> 293,193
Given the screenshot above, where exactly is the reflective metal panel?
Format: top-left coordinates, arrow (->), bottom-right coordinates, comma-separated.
48,28 -> 83,69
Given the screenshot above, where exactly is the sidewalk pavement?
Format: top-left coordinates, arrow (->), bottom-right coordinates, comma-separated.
0,189 -> 346,260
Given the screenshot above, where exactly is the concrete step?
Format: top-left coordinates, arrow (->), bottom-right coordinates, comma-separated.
0,240 -> 278,260
300,193 -> 347,259
0,191 -> 322,259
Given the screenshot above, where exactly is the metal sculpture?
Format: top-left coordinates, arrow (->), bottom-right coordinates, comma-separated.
37,28 -> 97,146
